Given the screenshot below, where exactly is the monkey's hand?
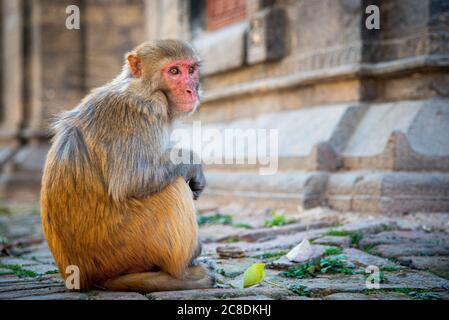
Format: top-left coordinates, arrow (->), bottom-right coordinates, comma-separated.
170,148 -> 206,200
186,164 -> 206,200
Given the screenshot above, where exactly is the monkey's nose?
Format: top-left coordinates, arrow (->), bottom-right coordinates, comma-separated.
186,89 -> 195,99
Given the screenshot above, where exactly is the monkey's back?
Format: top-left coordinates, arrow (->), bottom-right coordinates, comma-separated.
40,116 -> 198,290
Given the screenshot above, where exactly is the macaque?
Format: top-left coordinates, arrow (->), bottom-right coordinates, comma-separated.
40,40 -> 214,292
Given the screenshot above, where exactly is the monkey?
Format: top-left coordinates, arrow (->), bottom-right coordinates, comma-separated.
40,40 -> 214,292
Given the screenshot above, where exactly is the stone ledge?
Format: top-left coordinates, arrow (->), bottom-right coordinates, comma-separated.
184,99 -> 449,172
204,170 -> 329,210
202,54 -> 449,103
204,170 -> 449,213
327,171 -> 449,213
342,99 -> 449,171
177,103 -> 366,171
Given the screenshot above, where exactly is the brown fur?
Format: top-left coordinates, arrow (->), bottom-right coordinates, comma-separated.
40,40 -> 212,292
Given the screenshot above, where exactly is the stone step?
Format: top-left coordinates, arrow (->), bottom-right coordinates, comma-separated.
203,170 -> 449,213
177,98 -> 449,172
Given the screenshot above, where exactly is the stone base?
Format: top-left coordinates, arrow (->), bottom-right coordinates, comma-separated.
203,170 -> 328,211
203,170 -> 449,213
327,171 -> 449,213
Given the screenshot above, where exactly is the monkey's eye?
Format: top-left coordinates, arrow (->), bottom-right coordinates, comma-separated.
188,66 -> 195,74
169,67 -> 180,75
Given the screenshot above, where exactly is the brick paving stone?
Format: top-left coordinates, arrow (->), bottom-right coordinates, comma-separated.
12,290 -> 148,300
217,228 -> 331,253
228,294 -> 317,300
1,206 -> 449,300
24,255 -> 56,265
15,292 -> 85,300
228,295 -> 276,300
0,257 -> 39,266
0,215 -> 42,240
20,242 -> 55,264
200,225 -> 244,243
20,263 -> 59,275
359,231 -> 449,247
268,270 -> 449,296
283,296 -> 317,300
438,292 -> 449,300
203,229 -> 329,256
323,292 -> 412,300
0,268 -> 13,275
397,256 -> 449,279
313,236 -> 351,247
85,291 -> 148,300
374,243 -> 449,258
148,287 -> 295,300
219,221 -> 334,243
331,220 -> 396,235
0,277 -> 63,291
1,283 -> 67,299
0,274 -> 22,283
394,213 -> 449,233
341,248 -> 400,269
0,255 -> 57,276
366,270 -> 449,291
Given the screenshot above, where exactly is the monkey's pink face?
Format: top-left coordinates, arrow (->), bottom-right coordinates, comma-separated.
162,59 -> 200,113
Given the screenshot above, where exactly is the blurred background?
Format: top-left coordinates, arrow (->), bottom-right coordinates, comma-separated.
0,0 -> 448,214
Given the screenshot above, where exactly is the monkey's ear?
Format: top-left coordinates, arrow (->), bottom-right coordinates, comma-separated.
127,53 -> 142,78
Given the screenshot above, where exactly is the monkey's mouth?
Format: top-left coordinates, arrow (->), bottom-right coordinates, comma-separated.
175,101 -> 197,112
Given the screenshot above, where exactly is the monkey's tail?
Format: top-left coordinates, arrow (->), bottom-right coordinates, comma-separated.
101,265 -> 214,293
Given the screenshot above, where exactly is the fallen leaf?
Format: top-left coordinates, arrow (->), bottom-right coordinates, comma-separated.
286,238 -> 313,262
243,263 -> 266,288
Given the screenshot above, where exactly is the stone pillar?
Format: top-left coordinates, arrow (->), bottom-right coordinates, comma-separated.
0,1 -> 2,127
0,0 -> 23,132
0,0 -> 86,198
0,0 -> 23,195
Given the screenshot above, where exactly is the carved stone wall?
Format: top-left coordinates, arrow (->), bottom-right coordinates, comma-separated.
0,0 -> 448,213
183,0 -> 449,213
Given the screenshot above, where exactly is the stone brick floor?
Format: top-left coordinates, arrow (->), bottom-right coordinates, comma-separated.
1,202 -> 449,300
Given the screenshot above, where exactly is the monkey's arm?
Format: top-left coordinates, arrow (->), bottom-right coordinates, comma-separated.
106,142 -> 205,202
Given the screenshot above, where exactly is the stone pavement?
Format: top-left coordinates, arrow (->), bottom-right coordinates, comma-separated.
1,202 -> 449,300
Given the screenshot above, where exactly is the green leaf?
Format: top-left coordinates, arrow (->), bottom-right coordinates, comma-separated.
197,213 -> 233,226
243,263 -> 266,288
264,210 -> 286,227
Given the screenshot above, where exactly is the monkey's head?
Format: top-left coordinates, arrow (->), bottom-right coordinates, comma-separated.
126,40 -> 201,115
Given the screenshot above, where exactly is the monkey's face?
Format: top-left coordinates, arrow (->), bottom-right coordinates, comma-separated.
126,41 -> 201,114
161,59 -> 200,113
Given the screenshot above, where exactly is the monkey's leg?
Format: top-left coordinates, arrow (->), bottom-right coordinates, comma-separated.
101,177 -> 214,292
102,265 -> 213,292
